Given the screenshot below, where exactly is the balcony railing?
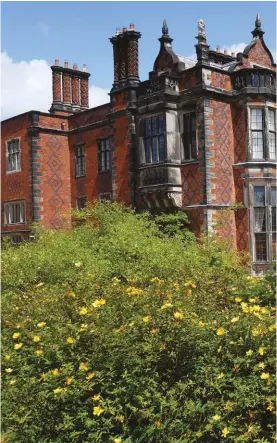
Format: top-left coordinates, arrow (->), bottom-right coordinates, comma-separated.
231,68 -> 276,92
138,75 -> 179,97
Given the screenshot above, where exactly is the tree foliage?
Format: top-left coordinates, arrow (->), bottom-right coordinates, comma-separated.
2,201 -> 276,442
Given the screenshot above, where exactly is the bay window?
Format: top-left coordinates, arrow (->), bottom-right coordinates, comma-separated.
143,115 -> 165,164
249,107 -> 276,160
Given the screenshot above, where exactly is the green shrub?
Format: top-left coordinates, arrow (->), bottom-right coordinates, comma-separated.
2,201 -> 276,442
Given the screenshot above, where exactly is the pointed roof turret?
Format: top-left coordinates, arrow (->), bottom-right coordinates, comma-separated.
158,18 -> 173,45
251,12 -> 265,39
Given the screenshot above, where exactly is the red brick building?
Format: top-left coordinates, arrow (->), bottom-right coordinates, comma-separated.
1,16 -> 276,274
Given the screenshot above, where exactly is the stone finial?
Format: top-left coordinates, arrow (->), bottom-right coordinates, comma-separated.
162,19 -> 168,36
197,19 -> 206,38
255,12 -> 261,28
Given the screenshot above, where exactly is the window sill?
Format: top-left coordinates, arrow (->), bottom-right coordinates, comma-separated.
6,170 -> 21,175
181,159 -> 199,165
4,222 -> 26,226
75,175 -> 86,179
98,169 -> 111,174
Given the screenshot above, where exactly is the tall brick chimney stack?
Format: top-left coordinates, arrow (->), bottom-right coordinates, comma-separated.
50,61 -> 90,114
109,23 -> 141,91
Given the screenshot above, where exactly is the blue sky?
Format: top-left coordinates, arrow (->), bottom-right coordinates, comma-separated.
1,1 -> 276,119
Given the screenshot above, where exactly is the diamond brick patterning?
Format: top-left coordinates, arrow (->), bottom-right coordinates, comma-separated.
185,208 -> 203,237
233,104 -> 246,163
212,102 -> 235,205
236,207 -> 249,251
182,165 -> 203,206
45,135 -> 65,229
6,176 -> 22,196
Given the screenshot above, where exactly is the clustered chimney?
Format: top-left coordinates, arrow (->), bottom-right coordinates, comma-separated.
50,61 -> 90,114
109,24 -> 141,89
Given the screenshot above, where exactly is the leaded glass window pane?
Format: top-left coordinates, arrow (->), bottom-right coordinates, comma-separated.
98,139 -> 111,172
251,109 -> 263,130
251,132 -> 264,158
183,112 -> 197,161
7,139 -> 20,172
255,234 -> 267,262
254,186 -> 265,206
269,132 -> 276,159
75,145 -> 85,177
268,110 -> 276,131
143,115 -> 165,164
254,208 -> 266,232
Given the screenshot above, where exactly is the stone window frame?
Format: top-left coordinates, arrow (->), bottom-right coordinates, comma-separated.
74,143 -> 86,178
4,199 -> 26,225
245,180 -> 276,265
6,137 -> 21,174
180,109 -> 198,163
246,103 -> 276,161
97,138 -> 111,173
139,113 -> 167,166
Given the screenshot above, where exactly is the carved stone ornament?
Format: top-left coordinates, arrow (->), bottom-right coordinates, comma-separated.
197,19 -> 206,38
167,192 -> 182,208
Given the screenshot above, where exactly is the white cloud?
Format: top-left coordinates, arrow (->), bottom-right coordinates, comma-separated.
34,22 -> 50,37
186,42 -> 248,61
1,52 -> 110,120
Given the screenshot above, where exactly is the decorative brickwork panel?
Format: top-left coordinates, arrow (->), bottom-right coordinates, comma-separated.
62,73 -> 71,104
208,72 -> 232,91
6,176 -> 22,196
232,105 -> 247,163
210,101 -> 235,205
80,77 -> 89,107
181,164 -> 203,206
235,207 -> 249,252
154,51 -> 174,74
127,39 -> 139,78
112,44 -> 119,83
52,71 -> 62,102
213,209 -> 237,250
247,39 -> 273,68
72,76 -> 80,105
234,167 -> 245,203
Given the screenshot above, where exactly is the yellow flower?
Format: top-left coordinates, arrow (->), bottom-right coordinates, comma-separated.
86,372 -> 96,380
14,343 -> 23,350
198,321 -> 205,327
126,287 -> 143,296
258,347 -> 266,356
35,350 -> 44,357
212,415 -> 221,421
51,368 -> 60,376
261,307 -> 269,314
93,395 -> 100,401
269,324 -> 276,332
79,307 -> 88,315
230,317 -> 239,323
4,355 -> 11,361
66,337 -> 75,344
65,377 -> 73,385
235,297 -> 242,303
217,346 -> 222,353
150,328 -> 158,335
116,415 -> 125,423
79,323 -> 88,332
66,292 -> 76,298
10,380 -> 17,385
246,350 -> 253,356
37,322 -> 46,328
93,405 -> 104,416
79,362 -> 88,371
150,277 -> 163,284
92,299 -> 106,308
258,362 -> 265,369
114,439 -> 121,443
173,311 -> 184,320
249,298 -> 256,303
112,277 -> 120,284
33,336 -> 41,342
143,315 -> 151,323
54,387 -> 67,394
12,332 -> 20,340
260,372 -> 270,380
129,321 -> 135,327
252,305 -> 261,312
221,427 -> 230,437
217,372 -> 225,379
36,282 -> 45,287
252,327 -> 262,337
224,402 -> 233,411
267,403 -> 275,412
184,280 -> 196,289
216,327 -> 226,336
160,303 -> 173,310
185,288 -> 192,296
5,368 -> 13,373
75,262 -> 82,268
241,302 -> 249,313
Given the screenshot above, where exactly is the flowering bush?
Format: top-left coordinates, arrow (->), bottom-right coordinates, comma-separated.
2,202 -> 276,442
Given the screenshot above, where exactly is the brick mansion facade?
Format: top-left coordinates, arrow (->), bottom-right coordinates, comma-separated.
1,15 -> 276,274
